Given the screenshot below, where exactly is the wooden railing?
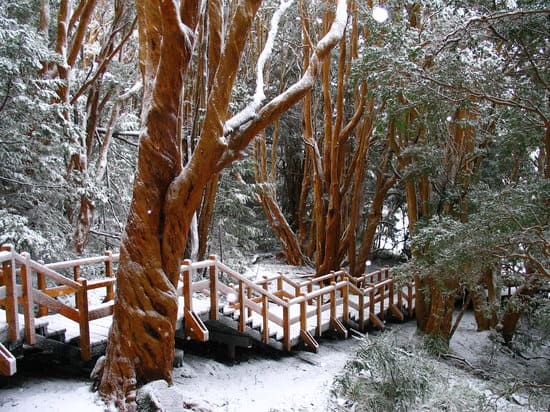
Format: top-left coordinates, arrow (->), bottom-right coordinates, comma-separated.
1,245 -> 416,376
177,258 -> 415,353
0,245 -> 119,364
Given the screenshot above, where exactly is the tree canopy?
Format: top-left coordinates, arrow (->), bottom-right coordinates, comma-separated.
0,1 -> 548,409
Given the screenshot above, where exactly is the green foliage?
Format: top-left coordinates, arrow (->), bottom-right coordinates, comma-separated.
503,295 -> 550,353
423,333 -> 450,356
0,5 -> 72,258
395,179 -> 549,283
332,332 -> 489,411
0,209 -> 49,254
333,333 -> 434,411
209,159 -> 278,263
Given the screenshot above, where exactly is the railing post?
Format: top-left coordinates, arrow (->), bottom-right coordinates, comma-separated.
389,279 -> 395,308
182,259 -> 193,313
73,265 -> 80,308
407,283 -> 414,317
358,293 -> 365,331
380,283 -> 385,320
208,255 -> 218,321
261,294 -> 269,344
247,286 -> 252,318
104,251 -> 115,302
76,278 -> 91,361
307,282 -> 313,305
299,293 -> 306,332
283,301 -> 290,351
37,268 -> 48,317
330,282 -> 336,321
1,244 -> 19,342
277,274 -> 283,295
316,296 -> 322,337
238,280 -> 245,333
20,252 -> 35,345
369,287 -> 375,317
342,278 -> 349,324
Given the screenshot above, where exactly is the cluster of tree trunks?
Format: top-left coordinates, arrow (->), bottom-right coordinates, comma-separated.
96,1 -> 348,409
253,1 -> 401,277
39,0 -> 139,254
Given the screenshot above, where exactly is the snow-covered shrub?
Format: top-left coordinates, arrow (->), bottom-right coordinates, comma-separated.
332,332 -> 491,411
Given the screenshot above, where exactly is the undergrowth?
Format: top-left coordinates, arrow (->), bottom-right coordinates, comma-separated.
331,332 -> 491,411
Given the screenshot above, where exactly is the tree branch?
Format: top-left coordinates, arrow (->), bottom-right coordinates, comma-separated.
70,17 -> 138,104
419,72 -> 548,123
217,0 -> 349,170
224,0 -> 294,135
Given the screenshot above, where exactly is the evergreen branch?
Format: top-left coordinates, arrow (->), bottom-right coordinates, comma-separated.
418,72 -> 548,123
96,128 -> 139,147
439,9 -> 550,54
90,228 -> 121,240
0,175 -> 66,189
518,37 -> 549,90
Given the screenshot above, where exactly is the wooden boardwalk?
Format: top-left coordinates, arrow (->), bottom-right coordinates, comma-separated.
0,245 -> 416,376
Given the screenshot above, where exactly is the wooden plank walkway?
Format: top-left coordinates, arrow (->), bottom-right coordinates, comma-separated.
0,246 -> 416,376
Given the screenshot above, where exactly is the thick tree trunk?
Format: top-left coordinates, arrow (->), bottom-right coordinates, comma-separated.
74,196 -> 95,254
423,276 -> 458,344
501,273 -> 542,344
354,129 -> 396,276
98,1 -> 194,409
257,189 -> 305,265
197,176 -> 219,261
471,268 -> 499,331
471,285 -> 491,331
97,1 -> 348,408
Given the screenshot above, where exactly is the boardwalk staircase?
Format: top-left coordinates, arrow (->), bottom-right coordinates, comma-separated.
0,244 -> 416,376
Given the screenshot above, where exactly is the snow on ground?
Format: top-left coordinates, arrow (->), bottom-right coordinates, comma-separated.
0,336 -> 363,412
0,376 -> 105,411
1,260 -> 548,411
1,313 -> 547,412
171,337 -> 361,411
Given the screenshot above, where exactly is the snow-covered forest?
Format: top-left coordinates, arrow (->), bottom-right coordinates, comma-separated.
0,0 -> 548,411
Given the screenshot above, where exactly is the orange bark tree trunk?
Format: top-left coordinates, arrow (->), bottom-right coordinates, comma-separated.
97,1 -> 348,409
97,2 -> 198,409
423,276 -> 459,344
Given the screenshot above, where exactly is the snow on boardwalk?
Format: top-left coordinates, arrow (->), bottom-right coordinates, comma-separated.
1,249 -> 415,370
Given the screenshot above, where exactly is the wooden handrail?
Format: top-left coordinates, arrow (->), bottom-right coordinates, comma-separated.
23,258 -> 82,290
180,259 -> 216,271
44,253 -> 120,270
0,250 -> 12,263
215,261 -> 288,307
1,244 -> 418,359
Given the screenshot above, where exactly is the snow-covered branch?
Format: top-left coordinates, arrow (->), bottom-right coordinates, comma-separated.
117,81 -> 142,101
437,8 -> 550,55
217,0 -> 348,169
223,0 -> 294,135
